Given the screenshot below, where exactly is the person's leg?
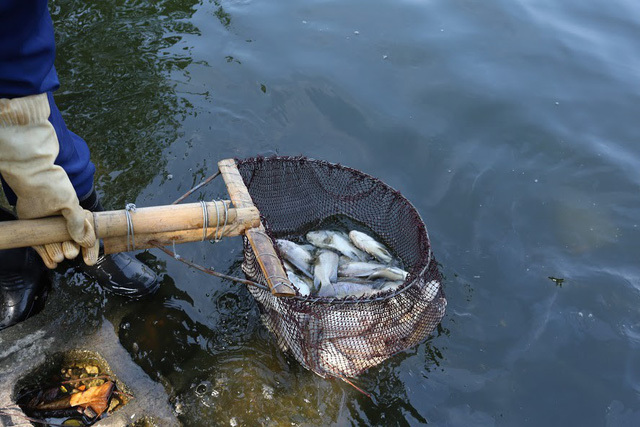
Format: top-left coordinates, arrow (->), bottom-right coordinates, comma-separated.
0,93 -> 158,331
46,92 -> 96,200
45,92 -> 160,298
0,207 -> 50,330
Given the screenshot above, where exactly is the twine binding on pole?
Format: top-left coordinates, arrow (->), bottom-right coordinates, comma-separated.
124,203 -> 137,251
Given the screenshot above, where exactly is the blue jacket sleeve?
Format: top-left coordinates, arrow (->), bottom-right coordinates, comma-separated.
0,0 -> 60,98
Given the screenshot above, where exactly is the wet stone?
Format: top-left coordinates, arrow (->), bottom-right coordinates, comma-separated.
0,316 -> 179,426
14,352 -> 128,426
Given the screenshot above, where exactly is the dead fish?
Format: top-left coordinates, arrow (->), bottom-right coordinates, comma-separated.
300,244 -> 317,253
338,261 -> 387,277
307,230 -> 367,261
331,281 -> 377,298
367,266 -> 408,281
319,310 -> 375,340
282,259 -> 295,272
377,280 -> 404,293
330,278 -> 405,297
331,335 -> 387,359
335,276 -> 380,286
276,239 -> 313,278
338,260 -> 407,283
286,270 -> 311,296
424,280 -> 440,302
314,249 -> 339,295
348,230 -> 394,263
318,340 -> 356,376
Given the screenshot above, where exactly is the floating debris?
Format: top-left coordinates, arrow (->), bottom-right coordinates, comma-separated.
16,360 -> 129,426
548,276 -> 565,287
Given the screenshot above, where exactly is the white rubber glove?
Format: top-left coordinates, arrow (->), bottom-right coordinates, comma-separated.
0,93 -> 99,268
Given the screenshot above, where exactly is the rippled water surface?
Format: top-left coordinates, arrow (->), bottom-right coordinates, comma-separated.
48,0 -> 640,425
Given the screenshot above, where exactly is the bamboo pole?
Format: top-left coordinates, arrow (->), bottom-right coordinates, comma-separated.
94,200 -> 235,238
102,205 -> 259,253
218,159 -> 296,297
0,202 -> 260,251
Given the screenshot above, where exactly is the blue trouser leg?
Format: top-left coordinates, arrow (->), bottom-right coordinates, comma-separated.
1,92 -> 96,205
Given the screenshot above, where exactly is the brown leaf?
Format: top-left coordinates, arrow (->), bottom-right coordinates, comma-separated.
33,394 -> 72,411
69,381 -> 115,417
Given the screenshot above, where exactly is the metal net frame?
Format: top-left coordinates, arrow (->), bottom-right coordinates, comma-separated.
236,156 -> 446,378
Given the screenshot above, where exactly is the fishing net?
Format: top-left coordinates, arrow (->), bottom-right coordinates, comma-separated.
236,156 -> 446,378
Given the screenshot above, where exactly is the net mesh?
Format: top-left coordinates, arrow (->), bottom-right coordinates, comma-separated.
236,156 -> 446,378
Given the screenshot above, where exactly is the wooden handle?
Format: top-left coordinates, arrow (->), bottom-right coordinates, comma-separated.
218,159 -> 296,297
0,202 -> 260,251
94,200 -> 235,238
102,205 -> 260,254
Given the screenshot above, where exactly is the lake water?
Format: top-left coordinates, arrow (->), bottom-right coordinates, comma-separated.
48,0 -> 640,425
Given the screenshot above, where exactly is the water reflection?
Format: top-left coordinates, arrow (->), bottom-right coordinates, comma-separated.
172,351 -> 347,425
119,302 -> 208,388
50,0 -> 201,208
343,330 -> 447,425
213,0 -> 232,28
119,284 -> 348,425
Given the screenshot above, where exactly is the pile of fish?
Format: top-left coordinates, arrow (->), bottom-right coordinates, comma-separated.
276,229 -> 409,298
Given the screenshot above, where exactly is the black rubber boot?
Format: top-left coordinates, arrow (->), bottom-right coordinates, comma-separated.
0,207 -> 50,331
80,191 -> 160,298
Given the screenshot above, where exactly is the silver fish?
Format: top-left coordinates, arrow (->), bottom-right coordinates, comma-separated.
348,230 -> 394,264
306,230 -> 367,261
300,244 -> 317,253
424,280 -> 440,302
331,335 -> 387,359
314,249 -> 339,294
317,284 -> 336,297
282,259 -> 295,272
286,270 -> 311,296
319,309 -> 375,340
336,276 -> 380,286
377,280 -> 404,293
338,261 -> 387,277
276,239 -> 313,278
367,266 -> 408,281
331,281 -> 377,298
318,340 -> 355,375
